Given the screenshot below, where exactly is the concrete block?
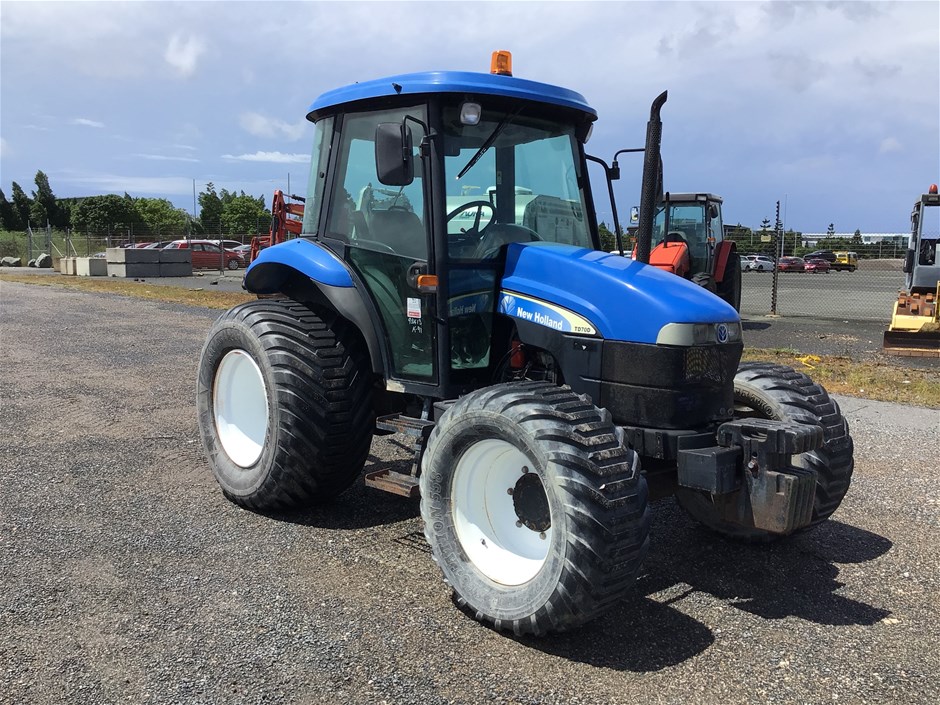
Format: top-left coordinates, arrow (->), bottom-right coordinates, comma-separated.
159,248 -> 192,264
75,257 -> 108,276
107,263 -> 162,278
160,262 -> 193,277
58,257 -> 69,274
64,257 -> 77,275
106,247 -> 160,264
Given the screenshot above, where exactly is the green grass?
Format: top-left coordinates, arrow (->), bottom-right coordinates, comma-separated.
0,269 -> 253,309
742,348 -> 940,409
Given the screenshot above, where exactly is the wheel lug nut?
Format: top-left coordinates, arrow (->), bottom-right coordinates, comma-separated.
539,532 -> 546,540
521,466 -> 529,474
515,520 -> 523,528
507,487 -> 513,495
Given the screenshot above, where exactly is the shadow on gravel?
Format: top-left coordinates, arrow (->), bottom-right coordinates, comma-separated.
257,458 -> 421,530
642,503 -> 893,627
514,594 -> 715,672
516,507 -> 892,672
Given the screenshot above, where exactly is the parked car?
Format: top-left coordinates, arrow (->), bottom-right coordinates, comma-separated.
744,254 -> 774,272
207,239 -> 246,251
777,256 -> 805,272
804,257 -> 831,273
143,241 -> 177,249
164,239 -> 242,270
805,250 -> 837,263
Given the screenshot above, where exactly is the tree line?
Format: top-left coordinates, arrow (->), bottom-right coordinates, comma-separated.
0,172 -> 271,237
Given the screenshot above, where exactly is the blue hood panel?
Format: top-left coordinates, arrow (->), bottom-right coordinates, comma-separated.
244,238 -> 354,293
500,243 -> 740,343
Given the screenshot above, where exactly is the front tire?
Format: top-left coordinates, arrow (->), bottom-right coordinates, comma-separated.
676,362 -> 853,540
197,299 -> 374,510
420,381 -> 650,635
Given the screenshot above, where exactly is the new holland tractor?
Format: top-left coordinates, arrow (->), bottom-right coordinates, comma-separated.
197,52 -> 853,635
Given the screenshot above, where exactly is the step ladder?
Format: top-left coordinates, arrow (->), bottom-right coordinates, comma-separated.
363,413 -> 435,498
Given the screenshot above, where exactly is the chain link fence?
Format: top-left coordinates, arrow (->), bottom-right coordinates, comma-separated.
0,219 -> 272,261
3,221 -> 932,326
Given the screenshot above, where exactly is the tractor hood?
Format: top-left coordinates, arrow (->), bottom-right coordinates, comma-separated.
499,243 -> 739,344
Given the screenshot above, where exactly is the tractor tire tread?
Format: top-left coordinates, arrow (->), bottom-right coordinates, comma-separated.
420,381 -> 650,635
199,299 -> 373,511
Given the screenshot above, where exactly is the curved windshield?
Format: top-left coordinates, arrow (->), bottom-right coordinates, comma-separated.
443,105 -> 592,259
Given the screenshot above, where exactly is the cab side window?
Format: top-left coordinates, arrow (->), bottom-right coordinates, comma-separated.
328,107 -> 428,261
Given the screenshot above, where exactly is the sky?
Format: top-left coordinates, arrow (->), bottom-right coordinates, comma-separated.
1,0 -> 938,234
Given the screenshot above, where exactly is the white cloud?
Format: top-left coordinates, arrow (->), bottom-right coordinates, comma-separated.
71,118 -> 105,128
57,173 -> 197,196
165,33 -> 206,77
132,153 -> 200,163
879,137 -> 902,154
0,138 -> 8,157
222,151 -> 308,164
173,144 -> 198,152
238,112 -> 307,141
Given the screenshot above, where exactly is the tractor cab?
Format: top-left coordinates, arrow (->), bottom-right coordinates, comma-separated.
246,51 -> 741,412
650,193 -> 724,278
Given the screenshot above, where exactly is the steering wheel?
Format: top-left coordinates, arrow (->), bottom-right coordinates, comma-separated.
446,200 -> 496,239
475,223 -> 542,260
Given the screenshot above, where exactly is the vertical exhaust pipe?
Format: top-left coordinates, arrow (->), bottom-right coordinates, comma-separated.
635,91 -> 667,264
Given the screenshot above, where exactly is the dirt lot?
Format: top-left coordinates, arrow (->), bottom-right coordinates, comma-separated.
1,280 -> 939,705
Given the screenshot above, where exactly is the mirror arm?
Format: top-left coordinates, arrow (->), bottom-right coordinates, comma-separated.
404,115 -> 435,158
586,154 -> 624,256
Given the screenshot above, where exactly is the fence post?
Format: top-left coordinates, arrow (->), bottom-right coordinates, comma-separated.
770,200 -> 781,316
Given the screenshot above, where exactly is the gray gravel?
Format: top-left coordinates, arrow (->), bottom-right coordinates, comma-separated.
1,280 -> 938,705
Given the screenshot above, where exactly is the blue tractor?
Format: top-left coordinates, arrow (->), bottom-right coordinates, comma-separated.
197,53 -> 853,635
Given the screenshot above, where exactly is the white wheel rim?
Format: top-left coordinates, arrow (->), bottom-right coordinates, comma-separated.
451,439 -> 551,586
213,349 -> 269,467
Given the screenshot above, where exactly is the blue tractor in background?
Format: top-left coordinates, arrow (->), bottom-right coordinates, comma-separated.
197,53 -> 853,635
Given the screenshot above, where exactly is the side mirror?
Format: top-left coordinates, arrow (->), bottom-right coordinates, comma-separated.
708,203 -> 720,219
630,206 -> 639,224
375,123 -> 414,186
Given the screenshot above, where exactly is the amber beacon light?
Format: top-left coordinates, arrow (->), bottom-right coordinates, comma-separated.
490,50 -> 513,76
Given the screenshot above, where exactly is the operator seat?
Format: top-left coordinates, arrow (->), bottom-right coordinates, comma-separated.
369,209 -> 427,261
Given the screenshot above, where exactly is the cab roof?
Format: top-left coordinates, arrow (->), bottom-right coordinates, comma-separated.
306,71 -> 597,121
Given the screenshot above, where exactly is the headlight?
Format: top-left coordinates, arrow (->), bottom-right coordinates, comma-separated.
656,321 -> 742,346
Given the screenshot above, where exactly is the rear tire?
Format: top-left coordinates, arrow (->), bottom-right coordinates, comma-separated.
676,362 -> 853,540
717,249 -> 742,311
197,299 -> 374,510
420,381 -> 650,635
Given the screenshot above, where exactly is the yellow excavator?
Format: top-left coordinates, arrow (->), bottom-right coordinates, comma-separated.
883,184 -> 940,357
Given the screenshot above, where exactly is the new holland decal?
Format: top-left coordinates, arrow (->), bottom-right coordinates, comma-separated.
498,291 -> 597,336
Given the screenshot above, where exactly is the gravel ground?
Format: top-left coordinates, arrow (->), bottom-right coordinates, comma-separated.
1,280 -> 938,705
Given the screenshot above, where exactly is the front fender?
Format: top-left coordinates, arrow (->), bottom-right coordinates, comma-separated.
243,239 -> 386,375
244,238 -> 355,292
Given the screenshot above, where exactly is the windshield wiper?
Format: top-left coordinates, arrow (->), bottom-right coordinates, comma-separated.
456,108 -> 521,180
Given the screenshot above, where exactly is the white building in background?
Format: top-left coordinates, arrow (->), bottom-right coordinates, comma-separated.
801,232 -> 907,247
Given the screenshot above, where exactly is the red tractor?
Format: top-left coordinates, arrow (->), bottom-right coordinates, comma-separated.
248,189 -> 305,263
642,192 -> 741,311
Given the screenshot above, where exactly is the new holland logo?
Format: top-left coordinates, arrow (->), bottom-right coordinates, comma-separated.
500,294 -> 517,316
716,323 -> 729,343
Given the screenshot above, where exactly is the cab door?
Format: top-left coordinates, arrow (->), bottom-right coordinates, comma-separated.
323,106 -> 437,384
